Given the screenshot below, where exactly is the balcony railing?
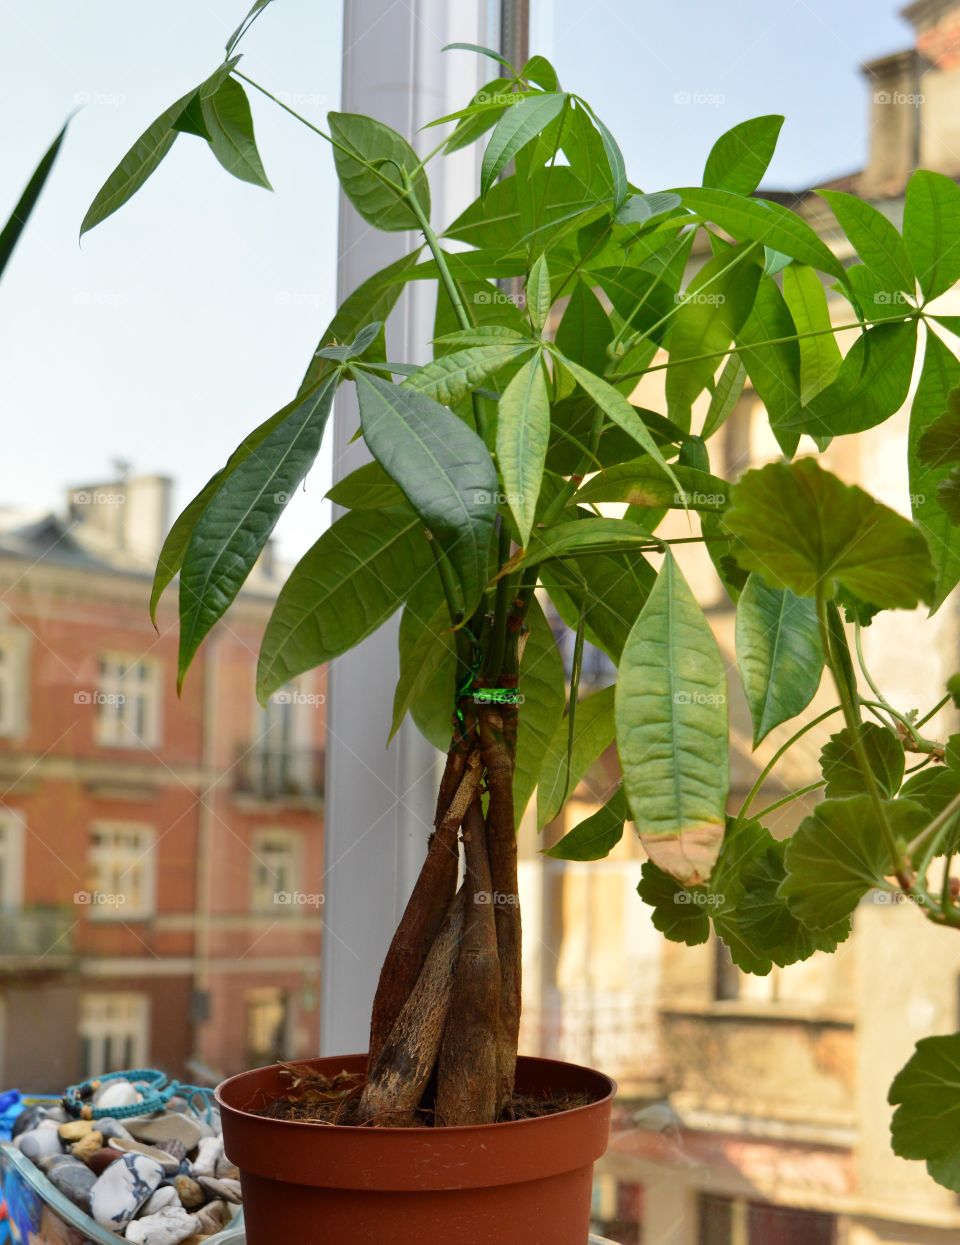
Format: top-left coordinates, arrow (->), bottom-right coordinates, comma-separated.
232,747 -> 325,801
0,908 -> 75,964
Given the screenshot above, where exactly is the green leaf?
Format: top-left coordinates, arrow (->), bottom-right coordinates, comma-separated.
481,93 -> 567,196
917,390 -> 960,468
665,244 -> 761,426
442,41 -> 515,70
526,254 -> 552,333
326,461 -> 404,510
225,0 -> 276,55
177,375 -> 337,685
555,280 -> 613,374
779,795 -> 927,928
636,861 -> 711,946
298,250 -> 421,394
673,187 -> 846,279
405,341 -> 533,405
446,166 -> 599,254
725,458 -> 935,609
719,835 -> 851,973
820,723 -> 905,798
555,355 -> 682,492
818,190 -> 914,294
581,106 -> 628,207
787,322 -> 917,437
890,1034 -> 960,1194
904,169 -> 960,302
522,55 -> 560,91
329,111 -> 429,232
844,264 -> 914,323
172,93 -> 211,139
81,89 -> 194,235
736,575 -> 823,746
781,265 -> 842,402
497,353 -> 550,546
570,457 -> 728,510
504,517 -> 657,574
538,686 -> 616,828
200,77 -> 271,188
443,78 -> 514,155
615,191 -> 682,226
547,789 -> 627,861
256,507 -> 431,699
392,579 -> 455,745
938,470 -> 960,523
313,320 -> 383,362
909,333 -> 960,609
513,598 -> 566,823
542,551 -> 654,661
701,352 -> 746,440
355,372 -> 497,615
616,551 -> 728,885
0,120 -> 68,280
702,115 -> 784,196
734,275 -> 802,454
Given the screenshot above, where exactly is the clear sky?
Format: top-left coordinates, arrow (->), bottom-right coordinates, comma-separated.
1,0 -> 913,558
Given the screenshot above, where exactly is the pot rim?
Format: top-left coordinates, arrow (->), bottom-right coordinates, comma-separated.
216,1052 -> 617,1136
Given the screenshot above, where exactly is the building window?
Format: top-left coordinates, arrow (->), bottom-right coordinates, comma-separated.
0,631 -> 28,738
245,987 -> 290,1067
251,830 -> 301,912
80,993 -> 149,1077
95,655 -> 161,748
0,811 -> 24,909
88,823 -> 155,918
698,1195 -> 835,1245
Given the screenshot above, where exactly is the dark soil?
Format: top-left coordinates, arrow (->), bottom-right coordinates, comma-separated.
250,1062 -> 591,1127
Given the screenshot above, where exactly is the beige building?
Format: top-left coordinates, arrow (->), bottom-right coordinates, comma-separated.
522,4 -> 960,1242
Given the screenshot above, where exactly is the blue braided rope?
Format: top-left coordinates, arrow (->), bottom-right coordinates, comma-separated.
62,1068 -> 217,1122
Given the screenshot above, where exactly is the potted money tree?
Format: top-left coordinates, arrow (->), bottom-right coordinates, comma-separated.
82,3 -> 960,1242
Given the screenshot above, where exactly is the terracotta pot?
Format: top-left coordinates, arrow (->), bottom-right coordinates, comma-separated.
217,1053 -> 615,1245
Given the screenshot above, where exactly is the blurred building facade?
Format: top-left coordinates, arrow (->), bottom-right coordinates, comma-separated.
0,474 -> 325,1090
524,3 -> 960,1242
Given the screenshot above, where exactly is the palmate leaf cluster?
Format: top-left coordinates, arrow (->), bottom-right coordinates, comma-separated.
82,7 -> 960,1191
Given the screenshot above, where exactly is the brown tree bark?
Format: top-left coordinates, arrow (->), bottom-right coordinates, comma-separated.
435,798 -> 500,1125
358,888 -> 466,1125
366,746 -> 479,1065
479,703 -> 522,1115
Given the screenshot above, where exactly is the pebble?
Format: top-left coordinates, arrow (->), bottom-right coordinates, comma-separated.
17,1126 -> 63,1161
58,1119 -> 93,1142
190,1135 -> 222,1177
153,1138 -> 187,1165
126,1113 -> 204,1151
141,1186 -> 181,1214
108,1136 -> 182,1174
70,1130 -> 104,1162
85,1146 -> 123,1175
47,1159 -> 97,1212
197,1175 -> 241,1204
90,1153 -> 164,1229
172,1173 -> 205,1209
214,1156 -> 240,1181
194,1199 -> 231,1234
11,1105 -> 48,1138
94,1079 -> 142,1110
94,1116 -> 134,1142
125,1206 -> 200,1245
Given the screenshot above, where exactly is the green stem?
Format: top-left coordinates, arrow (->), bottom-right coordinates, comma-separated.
484,522 -> 513,682
752,780 -> 826,821
737,705 -> 844,820
609,316 -> 917,385
817,597 -> 910,888
916,694 -> 951,730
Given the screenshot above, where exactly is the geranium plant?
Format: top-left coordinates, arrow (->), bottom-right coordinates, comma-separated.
84,0 -> 960,1188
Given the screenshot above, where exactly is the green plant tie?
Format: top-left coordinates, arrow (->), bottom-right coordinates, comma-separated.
455,650 -> 521,723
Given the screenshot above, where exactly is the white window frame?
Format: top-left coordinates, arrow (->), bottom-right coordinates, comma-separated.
88,822 -> 155,920
0,809 -> 24,910
0,629 -> 29,739
251,828 -> 301,913
94,653 -> 162,749
79,992 -> 149,1077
